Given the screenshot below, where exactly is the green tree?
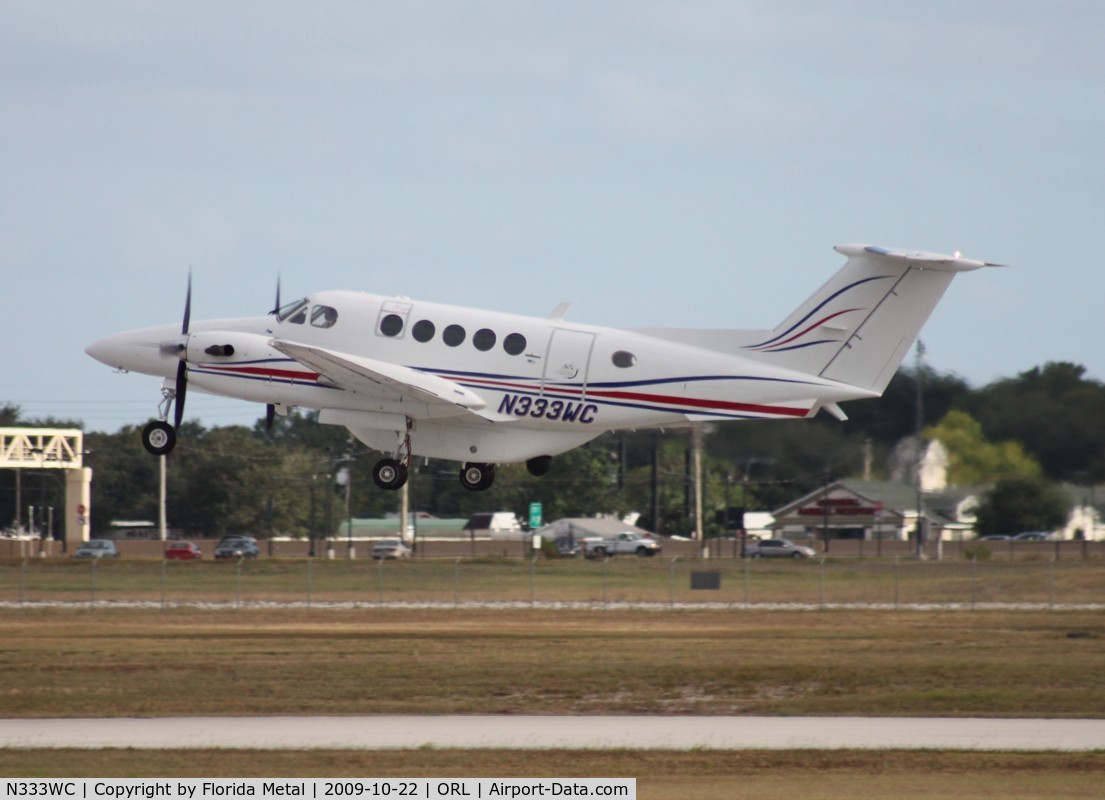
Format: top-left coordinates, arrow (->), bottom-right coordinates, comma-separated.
84,425 -> 161,533
924,410 -> 1040,486
966,362 -> 1105,482
837,366 -> 971,444
0,403 -> 23,426
973,477 -> 1070,537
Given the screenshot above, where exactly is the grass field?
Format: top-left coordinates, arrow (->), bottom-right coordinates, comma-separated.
3,607 -> 1105,717
4,555 -> 1104,608
3,750 -> 1105,800
3,565 -> 1105,798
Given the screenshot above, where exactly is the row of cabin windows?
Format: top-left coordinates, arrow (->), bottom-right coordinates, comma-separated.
380,313 -> 526,354
378,312 -> 637,368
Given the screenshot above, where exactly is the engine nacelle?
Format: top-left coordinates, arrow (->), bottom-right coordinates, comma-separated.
186,331 -> 277,365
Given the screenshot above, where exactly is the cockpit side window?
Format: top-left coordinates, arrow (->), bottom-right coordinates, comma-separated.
310,305 -> 338,329
276,298 -> 309,323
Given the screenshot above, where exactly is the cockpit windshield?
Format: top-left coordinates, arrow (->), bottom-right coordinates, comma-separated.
275,298 -> 309,323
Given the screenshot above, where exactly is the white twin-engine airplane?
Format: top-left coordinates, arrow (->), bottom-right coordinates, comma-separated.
86,244 -> 997,492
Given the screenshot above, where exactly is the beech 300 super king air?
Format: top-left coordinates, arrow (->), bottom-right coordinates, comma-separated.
86,244 -> 998,491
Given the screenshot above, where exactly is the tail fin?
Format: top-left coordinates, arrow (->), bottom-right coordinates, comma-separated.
742,245 -> 1000,394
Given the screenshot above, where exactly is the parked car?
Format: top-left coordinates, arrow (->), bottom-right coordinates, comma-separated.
214,536 -> 259,559
1013,532 -> 1052,541
979,535 -> 1012,541
745,538 -> 816,559
74,540 -> 119,558
164,540 -> 202,560
371,539 -> 412,559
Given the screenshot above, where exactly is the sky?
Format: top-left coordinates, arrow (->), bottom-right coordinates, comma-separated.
3,1 -> 1104,433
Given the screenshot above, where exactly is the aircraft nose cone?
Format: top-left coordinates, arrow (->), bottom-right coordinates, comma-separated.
85,327 -> 180,376
85,335 -> 126,369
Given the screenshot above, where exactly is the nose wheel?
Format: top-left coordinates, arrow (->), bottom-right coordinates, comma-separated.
141,420 -> 177,456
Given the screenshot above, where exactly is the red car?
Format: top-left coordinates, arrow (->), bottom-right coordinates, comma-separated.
164,541 -> 203,560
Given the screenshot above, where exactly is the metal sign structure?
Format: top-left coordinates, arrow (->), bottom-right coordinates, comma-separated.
0,427 -> 91,545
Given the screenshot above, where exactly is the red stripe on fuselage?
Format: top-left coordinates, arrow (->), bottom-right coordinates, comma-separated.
586,387 -> 810,417
203,364 -> 320,381
438,373 -> 810,418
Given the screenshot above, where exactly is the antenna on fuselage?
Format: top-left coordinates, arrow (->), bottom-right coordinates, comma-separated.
548,301 -> 570,321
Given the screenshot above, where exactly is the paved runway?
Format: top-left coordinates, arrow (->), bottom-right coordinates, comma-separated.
3,716 -> 1105,751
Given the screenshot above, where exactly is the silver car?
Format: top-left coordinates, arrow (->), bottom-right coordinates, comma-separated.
747,538 -> 816,559
74,540 -> 119,558
371,539 -> 412,559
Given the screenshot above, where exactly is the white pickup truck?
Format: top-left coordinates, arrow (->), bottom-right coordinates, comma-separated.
584,532 -> 662,558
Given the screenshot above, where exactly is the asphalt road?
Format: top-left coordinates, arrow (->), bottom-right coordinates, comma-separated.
3,716 -> 1105,751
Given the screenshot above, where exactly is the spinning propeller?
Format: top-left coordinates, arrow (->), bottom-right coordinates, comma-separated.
173,271 -> 191,429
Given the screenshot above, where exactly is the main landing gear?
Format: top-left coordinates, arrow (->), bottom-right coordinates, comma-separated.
370,460 -> 498,492
372,418 -> 413,491
369,441 -> 554,493
459,462 -> 495,491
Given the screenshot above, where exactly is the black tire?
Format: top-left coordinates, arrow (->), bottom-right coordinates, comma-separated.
460,463 -> 495,491
791,551 -> 804,559
372,458 -> 408,490
636,547 -> 653,557
142,420 -> 177,456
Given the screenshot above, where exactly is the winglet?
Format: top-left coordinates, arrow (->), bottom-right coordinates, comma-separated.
835,244 -> 1006,271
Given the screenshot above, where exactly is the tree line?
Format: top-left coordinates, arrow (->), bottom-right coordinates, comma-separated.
2,360 -> 1102,539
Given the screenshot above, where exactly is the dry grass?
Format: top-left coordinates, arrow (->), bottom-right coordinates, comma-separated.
2,750 -> 1105,799
1,607 -> 1104,718
3,584 -> 1105,798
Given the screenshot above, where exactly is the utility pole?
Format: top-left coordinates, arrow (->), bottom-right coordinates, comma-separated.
914,340 -> 927,560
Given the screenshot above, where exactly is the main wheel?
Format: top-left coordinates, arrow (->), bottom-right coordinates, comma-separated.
460,462 -> 495,491
142,420 -> 177,456
372,458 -> 409,490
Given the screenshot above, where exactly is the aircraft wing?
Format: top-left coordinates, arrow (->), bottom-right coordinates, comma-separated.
269,339 -> 490,415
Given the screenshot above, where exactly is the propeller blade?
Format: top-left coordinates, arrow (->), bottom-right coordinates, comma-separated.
182,270 -> 192,335
175,271 -> 192,429
271,274 -> 282,315
173,360 -> 188,429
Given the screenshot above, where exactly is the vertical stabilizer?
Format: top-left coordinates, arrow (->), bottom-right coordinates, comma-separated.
741,245 -> 997,395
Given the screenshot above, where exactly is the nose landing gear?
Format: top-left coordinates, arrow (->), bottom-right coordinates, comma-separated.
141,419 -> 177,456
142,386 -> 180,456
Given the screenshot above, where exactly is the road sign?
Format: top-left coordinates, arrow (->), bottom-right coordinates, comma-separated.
529,502 -> 543,528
